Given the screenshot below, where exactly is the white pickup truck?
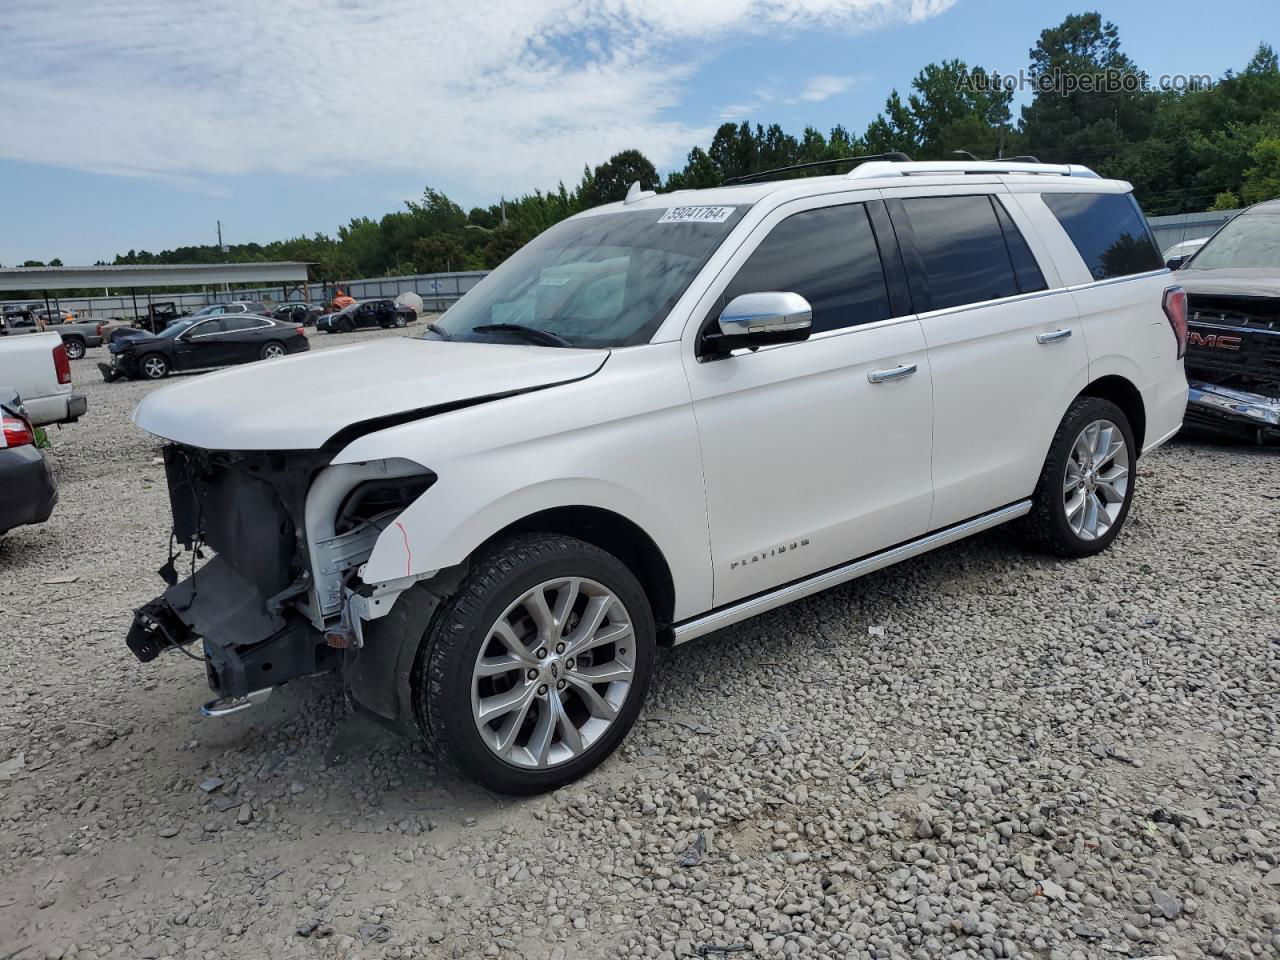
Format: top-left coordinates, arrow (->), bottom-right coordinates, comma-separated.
0,333 -> 88,427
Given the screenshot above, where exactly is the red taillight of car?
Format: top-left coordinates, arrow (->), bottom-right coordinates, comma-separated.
1,415 -> 35,448
53,342 -> 72,384
96,323 -> 105,337
295,326 -> 305,335
1163,286 -> 1188,360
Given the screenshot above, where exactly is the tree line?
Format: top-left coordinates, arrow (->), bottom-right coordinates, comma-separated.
9,12 -> 1280,298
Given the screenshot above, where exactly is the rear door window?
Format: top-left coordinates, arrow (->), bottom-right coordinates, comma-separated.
715,203 -> 892,335
891,195 -> 1021,312
1041,192 -> 1163,280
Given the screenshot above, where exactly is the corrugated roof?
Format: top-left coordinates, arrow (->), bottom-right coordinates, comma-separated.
0,262 -> 310,292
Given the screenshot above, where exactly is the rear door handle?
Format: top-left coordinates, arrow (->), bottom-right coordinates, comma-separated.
868,362 -> 918,384
1037,328 -> 1073,344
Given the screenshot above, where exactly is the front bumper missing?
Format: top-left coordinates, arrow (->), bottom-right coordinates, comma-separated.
126,555 -> 336,700
1186,380 -> 1280,440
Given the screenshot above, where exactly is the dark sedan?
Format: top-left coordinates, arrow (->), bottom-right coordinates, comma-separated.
272,302 -> 324,326
0,390 -> 58,538
316,299 -> 416,333
98,314 -> 309,381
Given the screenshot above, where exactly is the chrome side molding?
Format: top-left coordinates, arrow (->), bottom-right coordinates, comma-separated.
671,501 -> 1032,645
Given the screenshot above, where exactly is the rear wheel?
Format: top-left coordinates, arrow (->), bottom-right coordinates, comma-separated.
1017,397 -> 1136,557
63,337 -> 86,360
394,314 -> 407,328
139,353 -> 169,380
260,341 -> 286,360
415,534 -> 654,794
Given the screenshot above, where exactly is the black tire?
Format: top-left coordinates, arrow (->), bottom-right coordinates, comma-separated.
63,337 -> 86,360
138,353 -> 169,380
393,314 -> 407,328
1016,396 -> 1137,558
414,534 -> 655,795
260,340 -> 286,360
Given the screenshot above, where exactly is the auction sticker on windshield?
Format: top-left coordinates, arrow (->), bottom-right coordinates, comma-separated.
658,206 -> 735,224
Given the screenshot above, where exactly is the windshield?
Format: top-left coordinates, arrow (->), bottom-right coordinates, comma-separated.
159,318 -> 199,338
1185,213 -> 1280,270
426,206 -> 747,348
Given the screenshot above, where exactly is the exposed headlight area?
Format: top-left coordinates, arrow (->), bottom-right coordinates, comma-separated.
125,444 -> 435,703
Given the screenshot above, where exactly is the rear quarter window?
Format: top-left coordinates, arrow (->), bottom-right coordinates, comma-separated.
1041,192 -> 1163,281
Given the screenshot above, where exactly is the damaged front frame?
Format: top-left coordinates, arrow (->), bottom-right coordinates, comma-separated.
127,444 -> 440,706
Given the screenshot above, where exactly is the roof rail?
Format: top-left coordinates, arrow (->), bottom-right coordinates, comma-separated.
848,160 -> 1099,180
722,153 -> 911,186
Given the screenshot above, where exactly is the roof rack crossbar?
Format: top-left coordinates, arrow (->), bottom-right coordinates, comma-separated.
722,153 -> 911,186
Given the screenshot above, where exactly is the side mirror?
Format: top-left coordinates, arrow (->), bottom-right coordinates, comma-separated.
702,291 -> 813,358
1165,255 -> 1186,271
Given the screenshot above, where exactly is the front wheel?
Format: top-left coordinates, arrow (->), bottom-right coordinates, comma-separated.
138,353 -> 170,380
415,534 -> 654,795
1017,396 -> 1136,557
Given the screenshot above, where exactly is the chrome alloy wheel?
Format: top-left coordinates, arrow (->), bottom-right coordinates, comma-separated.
263,343 -> 286,359
470,577 -> 635,769
141,355 -> 167,379
1063,418 -> 1128,541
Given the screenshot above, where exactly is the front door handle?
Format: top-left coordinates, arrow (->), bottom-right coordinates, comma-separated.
868,362 -> 918,384
1037,328 -> 1073,344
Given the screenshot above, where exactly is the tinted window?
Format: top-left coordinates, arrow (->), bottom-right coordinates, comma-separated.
1042,192 -> 1162,280
992,198 -> 1048,294
717,204 -> 891,335
190,318 -> 227,335
223,315 -> 267,332
897,195 -> 1019,311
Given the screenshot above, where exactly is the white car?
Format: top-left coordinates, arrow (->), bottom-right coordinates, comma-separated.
1162,236 -> 1208,267
126,159 -> 1188,794
0,332 -> 87,427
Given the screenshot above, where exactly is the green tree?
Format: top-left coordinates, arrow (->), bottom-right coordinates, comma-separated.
1020,13 -> 1155,167
1240,136 -> 1280,203
580,150 -> 659,208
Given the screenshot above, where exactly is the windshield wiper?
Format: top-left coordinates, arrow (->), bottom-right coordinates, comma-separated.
471,323 -> 572,348
424,322 -> 453,341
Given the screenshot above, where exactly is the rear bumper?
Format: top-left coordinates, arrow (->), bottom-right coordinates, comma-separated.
0,445 -> 58,533
1186,380 -> 1280,439
23,392 -> 87,427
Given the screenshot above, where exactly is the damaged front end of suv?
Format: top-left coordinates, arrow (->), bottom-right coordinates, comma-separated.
126,444 -> 435,716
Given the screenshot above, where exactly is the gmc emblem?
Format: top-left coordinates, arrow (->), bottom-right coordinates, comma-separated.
1188,331 -> 1242,350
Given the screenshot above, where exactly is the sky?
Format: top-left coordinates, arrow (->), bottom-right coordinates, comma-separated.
1,0 -> 1275,265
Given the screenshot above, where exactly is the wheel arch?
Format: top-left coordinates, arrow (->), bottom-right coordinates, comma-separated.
478,505 -> 677,635
1078,374 -> 1146,453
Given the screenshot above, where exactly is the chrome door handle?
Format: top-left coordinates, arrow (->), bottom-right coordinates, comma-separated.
867,363 -> 918,384
1037,328 -> 1073,344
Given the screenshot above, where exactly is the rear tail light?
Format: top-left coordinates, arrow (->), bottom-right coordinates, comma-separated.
1163,286 -> 1188,359
295,326 -> 305,335
53,342 -> 72,384
96,323 -> 104,337
1,415 -> 35,448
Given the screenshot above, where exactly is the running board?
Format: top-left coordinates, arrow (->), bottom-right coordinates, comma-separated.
670,500 -> 1032,645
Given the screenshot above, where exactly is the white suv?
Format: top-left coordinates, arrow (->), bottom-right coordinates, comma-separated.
126,159 -> 1188,794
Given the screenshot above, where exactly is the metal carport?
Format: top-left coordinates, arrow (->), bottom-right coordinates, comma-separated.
0,262 -> 311,323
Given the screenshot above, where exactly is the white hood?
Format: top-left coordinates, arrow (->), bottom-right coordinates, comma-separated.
132,337 -> 609,451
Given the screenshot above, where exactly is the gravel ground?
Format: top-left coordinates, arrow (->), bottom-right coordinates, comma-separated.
1,327 -> 1278,960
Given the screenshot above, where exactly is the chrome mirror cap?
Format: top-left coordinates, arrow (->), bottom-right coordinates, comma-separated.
718,292 -> 813,338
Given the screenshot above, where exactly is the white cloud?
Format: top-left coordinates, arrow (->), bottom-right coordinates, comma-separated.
797,74 -> 862,102
0,0 -> 956,198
